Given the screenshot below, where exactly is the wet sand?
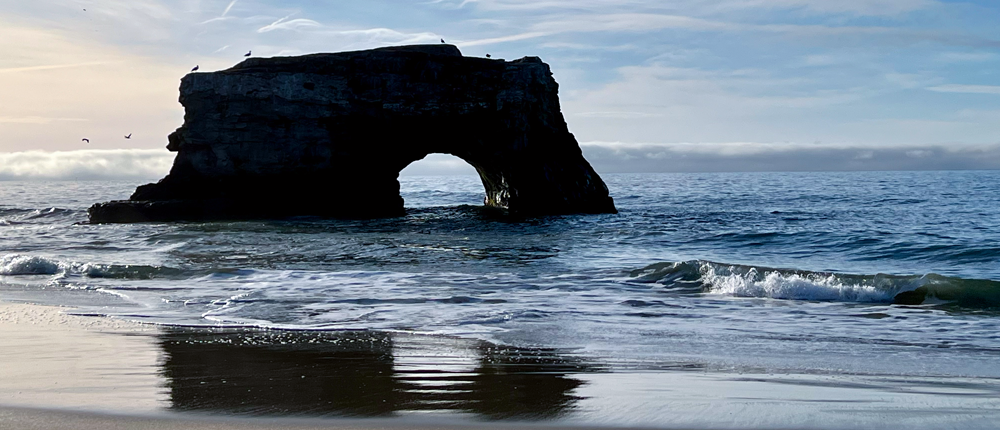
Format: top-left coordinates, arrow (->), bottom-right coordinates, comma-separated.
3,301 -> 1000,429
0,406 -> 647,430
0,302 -> 166,412
0,302 -> 623,429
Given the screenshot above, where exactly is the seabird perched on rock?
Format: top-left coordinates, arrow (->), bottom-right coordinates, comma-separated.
245,50 -> 251,57
191,65 -> 199,72
486,53 -> 491,58
125,133 -> 131,139
440,38 -> 445,43
81,138 -> 89,143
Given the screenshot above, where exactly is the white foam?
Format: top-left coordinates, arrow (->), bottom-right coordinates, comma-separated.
701,264 -> 896,303
0,254 -> 61,276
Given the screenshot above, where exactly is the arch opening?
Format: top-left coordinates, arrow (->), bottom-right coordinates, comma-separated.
398,153 -> 489,209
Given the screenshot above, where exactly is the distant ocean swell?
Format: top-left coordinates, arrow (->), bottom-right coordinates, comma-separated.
0,207 -> 76,224
3,252 -> 999,311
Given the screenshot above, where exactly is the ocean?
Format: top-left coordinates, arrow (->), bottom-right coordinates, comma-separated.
2,171 -> 1000,428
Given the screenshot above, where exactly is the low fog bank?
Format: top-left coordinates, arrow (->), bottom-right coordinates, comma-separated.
0,149 -> 173,181
3,143 -> 999,181
581,142 -> 1000,173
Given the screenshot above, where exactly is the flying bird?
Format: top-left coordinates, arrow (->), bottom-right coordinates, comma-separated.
125,133 -> 131,139
245,50 -> 251,57
81,138 -> 89,143
191,65 -> 199,72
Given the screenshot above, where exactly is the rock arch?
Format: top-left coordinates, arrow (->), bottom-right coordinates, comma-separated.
89,45 -> 616,223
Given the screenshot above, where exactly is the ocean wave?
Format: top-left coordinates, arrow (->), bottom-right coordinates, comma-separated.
24,207 -> 74,219
0,254 -> 61,275
0,207 -> 79,225
629,261 -> 1000,309
0,253 -> 184,279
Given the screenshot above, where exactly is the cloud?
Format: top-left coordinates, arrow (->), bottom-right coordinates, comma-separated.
330,28 -> 441,46
701,0 -> 937,16
459,31 -> 551,47
936,52 -> 997,62
580,142 -> 1000,173
221,0 -> 240,17
0,61 -> 117,74
0,149 -> 174,181
574,111 -> 664,119
927,84 -> 1000,95
0,117 -> 88,124
257,16 -> 322,33
446,0 -> 937,17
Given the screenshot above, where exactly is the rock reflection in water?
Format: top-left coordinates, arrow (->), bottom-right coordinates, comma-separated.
158,329 -> 597,419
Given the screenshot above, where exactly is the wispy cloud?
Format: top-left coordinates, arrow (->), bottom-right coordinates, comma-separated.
927,84 -> 1000,95
221,0 -> 240,17
459,31 -> 550,47
434,0 -> 937,17
0,117 -> 88,124
936,52 -> 997,62
0,61 -> 117,74
257,16 -> 322,33
0,149 -> 174,181
699,0 -> 938,17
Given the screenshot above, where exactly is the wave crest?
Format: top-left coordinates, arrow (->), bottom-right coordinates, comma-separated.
0,254 -> 61,275
630,261 -> 1000,309
0,253 -> 183,279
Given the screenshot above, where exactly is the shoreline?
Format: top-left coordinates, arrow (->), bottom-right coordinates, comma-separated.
3,301 -> 1000,429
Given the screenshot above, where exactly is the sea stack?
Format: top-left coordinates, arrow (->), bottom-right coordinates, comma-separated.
89,44 -> 617,223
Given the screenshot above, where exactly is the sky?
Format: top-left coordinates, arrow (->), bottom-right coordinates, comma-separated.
1,0 -> 999,179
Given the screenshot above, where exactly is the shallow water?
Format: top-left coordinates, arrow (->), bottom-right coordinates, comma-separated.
2,171 -> 1000,428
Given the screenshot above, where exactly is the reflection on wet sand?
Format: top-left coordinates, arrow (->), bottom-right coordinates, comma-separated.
158,329 -> 599,419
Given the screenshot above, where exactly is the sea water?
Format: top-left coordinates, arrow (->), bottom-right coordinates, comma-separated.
1,171 -> 999,428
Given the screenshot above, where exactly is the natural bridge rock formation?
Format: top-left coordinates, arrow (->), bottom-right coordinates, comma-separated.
89,44 -> 616,223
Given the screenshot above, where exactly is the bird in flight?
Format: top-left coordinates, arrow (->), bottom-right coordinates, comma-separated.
81,138 -> 90,143
245,50 -> 251,57
191,65 -> 199,72
125,133 -> 132,139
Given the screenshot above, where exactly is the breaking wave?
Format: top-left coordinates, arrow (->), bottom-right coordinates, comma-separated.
630,261 -> 1000,309
0,253 -> 184,279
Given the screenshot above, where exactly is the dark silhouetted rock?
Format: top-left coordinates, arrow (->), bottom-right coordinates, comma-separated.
89,44 -> 616,223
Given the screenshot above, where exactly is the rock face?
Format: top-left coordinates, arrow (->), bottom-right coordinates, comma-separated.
89,45 -> 616,223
